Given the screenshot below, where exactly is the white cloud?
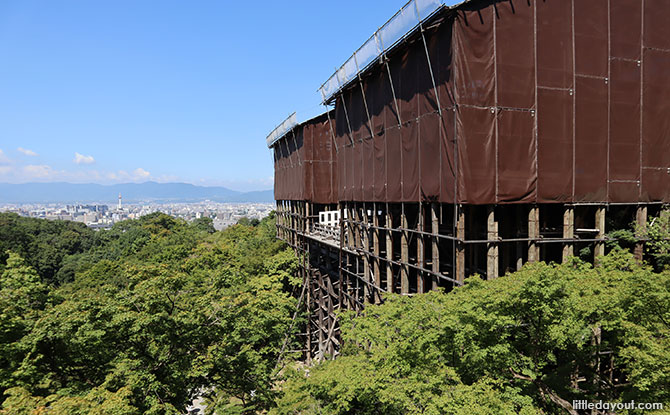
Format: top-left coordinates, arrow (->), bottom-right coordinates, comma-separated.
0,166 -> 12,175
17,147 -> 38,156
0,149 -> 11,165
132,167 -> 150,180
23,164 -> 56,179
73,152 -> 95,165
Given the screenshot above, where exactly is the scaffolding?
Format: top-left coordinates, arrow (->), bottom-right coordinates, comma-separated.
269,0 -> 670,360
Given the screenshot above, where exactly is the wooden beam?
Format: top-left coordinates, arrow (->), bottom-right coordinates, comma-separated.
528,205 -> 540,263
456,205 -> 465,284
634,205 -> 647,261
431,203 -> 440,290
594,206 -> 606,259
486,205 -> 499,280
562,205 -> 574,262
401,203 -> 410,294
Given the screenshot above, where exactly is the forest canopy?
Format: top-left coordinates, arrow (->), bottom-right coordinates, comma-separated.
0,210 -> 669,414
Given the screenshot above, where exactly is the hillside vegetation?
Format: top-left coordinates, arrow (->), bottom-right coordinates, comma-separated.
0,211 -> 668,414
0,212 -> 300,414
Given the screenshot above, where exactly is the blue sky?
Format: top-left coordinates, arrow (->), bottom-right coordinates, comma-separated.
0,1 -> 456,191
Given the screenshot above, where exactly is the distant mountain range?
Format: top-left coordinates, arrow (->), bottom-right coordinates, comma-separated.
0,182 -> 274,204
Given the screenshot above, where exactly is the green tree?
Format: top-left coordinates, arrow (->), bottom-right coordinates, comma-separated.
275,250 -> 670,414
1,214 -> 300,414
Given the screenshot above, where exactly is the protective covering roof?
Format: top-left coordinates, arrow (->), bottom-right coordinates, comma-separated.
266,113 -> 297,148
318,0 -> 466,104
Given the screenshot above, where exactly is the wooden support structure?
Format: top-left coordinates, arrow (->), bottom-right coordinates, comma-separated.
594,206 -> 606,259
516,206 -> 524,270
354,203 -> 362,248
635,205 -> 647,261
338,202 -> 344,310
562,205 -> 574,262
455,205 -> 465,284
346,203 -> 354,249
362,204 -> 371,302
372,203 -> 381,301
274,199 -> 658,361
400,203 -> 410,294
486,206 -> 498,280
417,203 -> 425,292
386,205 -> 394,293
305,247 -> 312,365
431,203 -> 440,290
528,205 -> 540,263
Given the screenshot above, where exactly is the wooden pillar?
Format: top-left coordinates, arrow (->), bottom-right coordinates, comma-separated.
316,270 -> 324,357
372,203 -> 381,301
305,262 -> 312,364
486,205 -> 499,280
455,205 -> 465,284
516,206 -> 524,270
562,205 -> 574,262
354,204 -> 362,249
338,202 -> 344,310
284,201 -> 288,241
346,203 -> 354,249
594,206 -> 606,259
417,203 -> 425,293
528,205 -> 540,263
401,203 -> 410,294
362,204 -> 371,302
386,205 -> 394,293
634,205 -> 647,261
306,202 -> 311,234
431,203 -> 440,290
279,201 -> 284,239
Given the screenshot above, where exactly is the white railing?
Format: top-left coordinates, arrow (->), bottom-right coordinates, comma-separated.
318,0 -> 446,103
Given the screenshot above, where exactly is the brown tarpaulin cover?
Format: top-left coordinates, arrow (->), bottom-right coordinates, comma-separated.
274,0 -> 669,204
273,111 -> 336,203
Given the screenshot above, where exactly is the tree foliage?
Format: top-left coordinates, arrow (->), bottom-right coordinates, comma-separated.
2,209 -> 669,414
0,213 -> 300,414
275,250 -> 670,415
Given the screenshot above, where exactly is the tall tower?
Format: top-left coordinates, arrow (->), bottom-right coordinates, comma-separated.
118,193 -> 122,210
